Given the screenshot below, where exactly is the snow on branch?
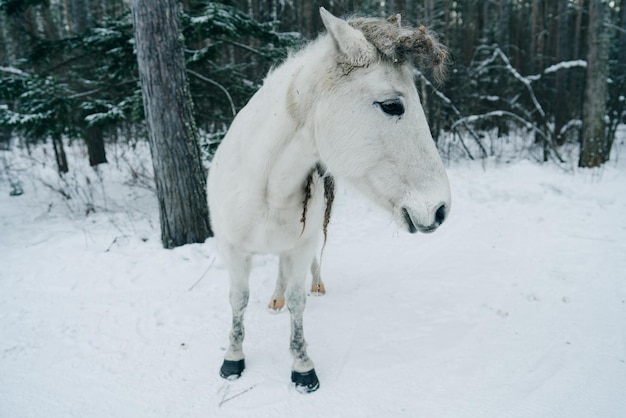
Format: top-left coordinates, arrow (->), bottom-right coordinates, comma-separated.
415,69 -> 487,159
0,66 -> 28,76
476,48 -> 546,119
451,110 -> 565,163
0,105 -> 51,126
543,60 -> 587,74
452,111 -> 537,134
558,119 -> 583,136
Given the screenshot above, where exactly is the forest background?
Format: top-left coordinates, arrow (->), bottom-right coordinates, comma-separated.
0,0 -> 624,209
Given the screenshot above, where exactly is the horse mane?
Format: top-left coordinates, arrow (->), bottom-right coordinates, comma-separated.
300,163 -> 335,247
348,14 -> 448,83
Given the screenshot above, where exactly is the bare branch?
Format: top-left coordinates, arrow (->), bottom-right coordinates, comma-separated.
187,69 -> 237,117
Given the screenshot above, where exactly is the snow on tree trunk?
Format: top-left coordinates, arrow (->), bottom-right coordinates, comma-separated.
131,0 -> 212,248
579,1 -> 610,168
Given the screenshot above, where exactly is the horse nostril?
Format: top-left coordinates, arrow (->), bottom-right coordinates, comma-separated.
401,207 -> 418,234
434,203 -> 448,226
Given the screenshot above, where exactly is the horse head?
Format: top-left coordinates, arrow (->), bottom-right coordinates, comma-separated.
314,8 -> 451,233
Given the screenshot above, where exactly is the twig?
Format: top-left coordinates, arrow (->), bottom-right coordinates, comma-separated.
415,70 -> 487,159
188,255 -> 216,291
219,384 -> 257,407
105,235 -> 130,252
187,69 -> 237,117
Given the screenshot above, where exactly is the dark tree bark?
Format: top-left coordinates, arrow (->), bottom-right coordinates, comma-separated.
0,14 -> 11,65
84,127 -> 107,166
131,0 -> 212,248
69,0 -> 89,34
498,0 -> 511,54
579,1 -> 611,168
619,0 -> 626,69
554,0 -> 570,145
573,0 -> 585,60
52,134 -> 69,174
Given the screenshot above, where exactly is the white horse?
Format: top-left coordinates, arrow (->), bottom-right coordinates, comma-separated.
208,8 -> 451,393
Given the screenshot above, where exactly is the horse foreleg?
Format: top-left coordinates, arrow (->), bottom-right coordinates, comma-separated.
282,244 -> 320,393
220,244 -> 252,380
310,256 -> 325,295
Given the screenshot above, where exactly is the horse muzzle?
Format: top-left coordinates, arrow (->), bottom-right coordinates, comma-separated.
401,202 -> 448,234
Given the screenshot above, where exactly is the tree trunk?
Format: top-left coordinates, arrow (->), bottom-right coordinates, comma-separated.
52,134 -> 69,174
498,0 -> 511,54
0,14 -> 12,65
131,0 -> 212,248
573,0 -> 584,60
605,0 -> 626,153
84,127 -> 107,166
69,0 -> 89,34
579,1 -> 610,168
554,0 -> 570,145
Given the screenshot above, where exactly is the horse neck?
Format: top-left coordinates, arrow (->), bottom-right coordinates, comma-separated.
257,38 -> 333,208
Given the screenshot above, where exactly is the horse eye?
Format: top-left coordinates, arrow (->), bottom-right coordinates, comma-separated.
376,100 -> 404,116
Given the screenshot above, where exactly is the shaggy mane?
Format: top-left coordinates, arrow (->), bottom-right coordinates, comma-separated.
348,14 -> 448,83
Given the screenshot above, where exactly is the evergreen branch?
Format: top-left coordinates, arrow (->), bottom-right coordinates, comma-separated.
222,39 -> 268,56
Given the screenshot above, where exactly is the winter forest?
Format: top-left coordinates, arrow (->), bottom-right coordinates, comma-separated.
1,0 -> 625,174
1,1 -> 626,417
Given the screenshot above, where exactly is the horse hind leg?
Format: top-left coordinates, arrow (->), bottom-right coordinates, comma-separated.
220,244 -> 252,380
310,256 -> 325,295
270,256 -> 324,311
268,260 -> 288,311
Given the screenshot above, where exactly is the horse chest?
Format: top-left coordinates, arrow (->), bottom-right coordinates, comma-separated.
246,194 -> 325,253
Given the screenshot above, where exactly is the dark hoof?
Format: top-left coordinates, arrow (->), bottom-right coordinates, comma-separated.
220,359 -> 245,380
291,369 -> 320,393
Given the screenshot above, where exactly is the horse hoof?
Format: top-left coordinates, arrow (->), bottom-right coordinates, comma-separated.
220,359 -> 245,380
268,298 -> 285,311
291,369 -> 320,393
310,283 -> 326,295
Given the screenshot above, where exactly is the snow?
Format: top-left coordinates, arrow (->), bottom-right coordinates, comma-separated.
0,107 -> 51,126
1,139 -> 626,418
191,15 -> 210,24
543,60 -> 587,74
0,66 -> 27,76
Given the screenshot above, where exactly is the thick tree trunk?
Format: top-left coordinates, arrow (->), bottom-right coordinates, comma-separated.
579,1 -> 610,168
131,0 -> 212,248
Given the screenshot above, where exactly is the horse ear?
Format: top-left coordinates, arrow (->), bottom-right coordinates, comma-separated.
319,7 -> 375,67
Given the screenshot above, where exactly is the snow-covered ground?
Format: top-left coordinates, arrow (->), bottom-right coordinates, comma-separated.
1,139 -> 625,418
